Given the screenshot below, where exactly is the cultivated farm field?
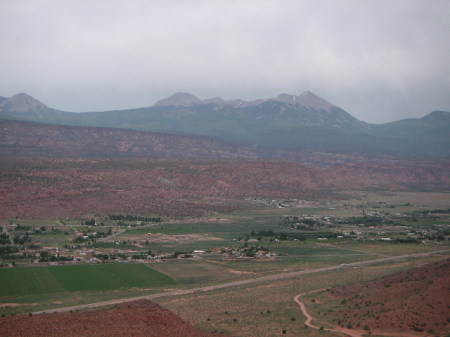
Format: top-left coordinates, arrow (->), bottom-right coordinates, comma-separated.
0,264 -> 177,314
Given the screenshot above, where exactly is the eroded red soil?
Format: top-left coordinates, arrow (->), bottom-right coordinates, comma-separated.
1,156 -> 449,219
329,259 -> 450,335
0,300 -> 229,337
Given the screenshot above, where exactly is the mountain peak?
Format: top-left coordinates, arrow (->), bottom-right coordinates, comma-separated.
274,93 -> 297,104
0,93 -> 48,113
421,110 -> 450,121
271,91 -> 334,111
297,91 -> 334,111
152,91 -> 337,111
300,90 -> 315,97
154,92 -> 200,107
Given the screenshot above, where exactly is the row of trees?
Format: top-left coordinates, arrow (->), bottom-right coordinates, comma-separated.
38,251 -> 72,262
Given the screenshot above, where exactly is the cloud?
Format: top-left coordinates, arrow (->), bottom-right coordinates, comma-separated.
0,0 -> 449,122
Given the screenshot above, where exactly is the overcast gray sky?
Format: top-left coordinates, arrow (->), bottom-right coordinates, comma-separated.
1,0 -> 449,123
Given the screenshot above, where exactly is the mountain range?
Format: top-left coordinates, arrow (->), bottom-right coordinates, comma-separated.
1,92 -> 449,156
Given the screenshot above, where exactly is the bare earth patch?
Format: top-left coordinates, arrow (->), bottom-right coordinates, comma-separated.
227,269 -> 255,275
143,233 -> 223,243
171,217 -> 232,224
0,303 -> 31,308
0,303 -> 37,308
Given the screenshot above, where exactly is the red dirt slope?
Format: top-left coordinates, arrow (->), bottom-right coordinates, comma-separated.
0,300 -> 229,337
330,259 -> 450,335
1,157 -> 450,219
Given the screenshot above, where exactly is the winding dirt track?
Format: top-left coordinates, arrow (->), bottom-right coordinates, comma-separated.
294,290 -> 362,337
31,250 -> 448,315
294,292 -> 429,337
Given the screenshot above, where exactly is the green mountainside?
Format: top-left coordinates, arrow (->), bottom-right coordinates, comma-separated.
1,92 -> 449,156
368,111 -> 450,155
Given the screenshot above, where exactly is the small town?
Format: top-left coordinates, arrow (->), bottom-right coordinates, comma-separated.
1,206 -> 448,269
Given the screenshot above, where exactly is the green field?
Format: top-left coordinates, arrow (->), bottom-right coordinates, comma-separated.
0,263 -> 177,298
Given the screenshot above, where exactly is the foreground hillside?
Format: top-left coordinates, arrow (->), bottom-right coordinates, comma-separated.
0,300 -> 228,337
328,259 -> 450,336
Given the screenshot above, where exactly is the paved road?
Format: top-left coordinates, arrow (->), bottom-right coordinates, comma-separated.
32,250 -> 448,315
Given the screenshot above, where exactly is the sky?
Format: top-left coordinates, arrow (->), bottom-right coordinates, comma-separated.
0,0 -> 449,123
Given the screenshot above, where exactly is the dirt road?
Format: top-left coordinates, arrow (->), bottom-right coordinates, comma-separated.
294,290 -> 362,337
293,290 -> 430,337
31,250 -> 448,315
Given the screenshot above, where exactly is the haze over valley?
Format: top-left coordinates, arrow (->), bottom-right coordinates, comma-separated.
1,1 -> 449,336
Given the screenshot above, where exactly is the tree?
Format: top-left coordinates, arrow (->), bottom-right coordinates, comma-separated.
39,251 -> 49,262
84,219 -> 96,226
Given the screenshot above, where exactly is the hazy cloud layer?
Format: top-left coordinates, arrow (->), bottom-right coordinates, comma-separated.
1,0 -> 449,123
